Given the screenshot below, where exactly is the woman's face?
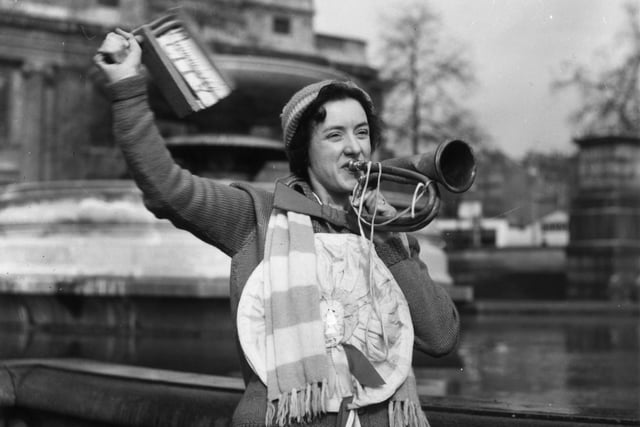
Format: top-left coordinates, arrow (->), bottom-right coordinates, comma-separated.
307,98 -> 371,208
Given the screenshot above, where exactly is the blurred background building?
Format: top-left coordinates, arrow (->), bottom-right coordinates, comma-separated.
0,0 -> 379,185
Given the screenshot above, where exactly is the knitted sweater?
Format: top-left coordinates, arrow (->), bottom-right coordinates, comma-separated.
108,75 -> 460,426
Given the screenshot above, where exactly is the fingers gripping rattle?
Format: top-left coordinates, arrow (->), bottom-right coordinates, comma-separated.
97,29 -> 133,64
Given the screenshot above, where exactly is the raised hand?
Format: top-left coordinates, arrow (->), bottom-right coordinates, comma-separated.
94,28 -> 142,83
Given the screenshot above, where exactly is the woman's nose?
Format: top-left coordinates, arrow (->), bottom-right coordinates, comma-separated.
343,133 -> 362,156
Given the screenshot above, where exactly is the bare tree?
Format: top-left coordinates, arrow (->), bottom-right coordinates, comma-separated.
377,1 -> 487,155
552,2 -> 640,137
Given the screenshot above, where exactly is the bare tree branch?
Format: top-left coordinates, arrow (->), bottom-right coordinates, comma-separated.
377,0 -> 486,155
552,1 -> 640,137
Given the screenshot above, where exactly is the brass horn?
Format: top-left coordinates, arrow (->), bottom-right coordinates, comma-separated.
348,140 -> 477,232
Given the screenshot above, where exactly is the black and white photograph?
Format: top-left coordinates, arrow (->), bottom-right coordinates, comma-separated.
0,1 -> 638,426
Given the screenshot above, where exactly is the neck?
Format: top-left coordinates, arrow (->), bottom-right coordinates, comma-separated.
309,183 -> 350,211
322,196 -> 351,211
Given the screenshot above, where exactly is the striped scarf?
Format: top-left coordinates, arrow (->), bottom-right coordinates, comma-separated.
263,209 -> 329,425
262,208 -> 430,427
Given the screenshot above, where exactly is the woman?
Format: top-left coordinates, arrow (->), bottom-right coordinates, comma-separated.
95,29 -> 459,427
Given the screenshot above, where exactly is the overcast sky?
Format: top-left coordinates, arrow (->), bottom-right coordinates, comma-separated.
314,0 -> 631,159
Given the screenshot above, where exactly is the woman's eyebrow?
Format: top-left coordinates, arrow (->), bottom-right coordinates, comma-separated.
325,121 -> 369,130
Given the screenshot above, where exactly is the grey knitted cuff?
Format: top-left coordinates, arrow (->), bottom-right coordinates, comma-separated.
106,74 -> 147,102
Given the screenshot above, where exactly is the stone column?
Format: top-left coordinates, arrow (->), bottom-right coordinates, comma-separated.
18,61 -> 55,182
566,136 -> 640,300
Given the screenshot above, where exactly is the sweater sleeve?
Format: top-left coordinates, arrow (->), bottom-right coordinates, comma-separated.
107,75 -> 257,256
375,234 -> 460,357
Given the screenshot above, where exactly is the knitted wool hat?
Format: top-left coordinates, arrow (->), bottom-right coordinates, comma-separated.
280,80 -> 373,150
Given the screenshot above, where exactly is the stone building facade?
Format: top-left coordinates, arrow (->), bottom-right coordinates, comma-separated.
0,0 -> 379,185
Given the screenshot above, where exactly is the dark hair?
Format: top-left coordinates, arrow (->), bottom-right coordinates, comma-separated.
287,82 -> 381,179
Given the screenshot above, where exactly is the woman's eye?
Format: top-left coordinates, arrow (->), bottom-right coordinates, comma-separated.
327,132 -> 342,141
356,128 -> 370,138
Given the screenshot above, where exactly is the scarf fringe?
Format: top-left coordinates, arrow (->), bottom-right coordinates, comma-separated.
388,400 -> 431,427
266,380 -> 328,426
